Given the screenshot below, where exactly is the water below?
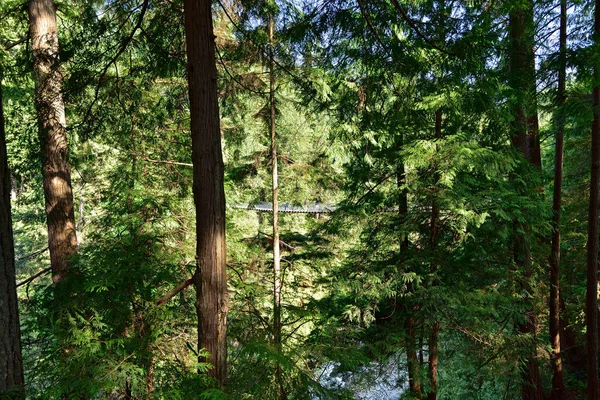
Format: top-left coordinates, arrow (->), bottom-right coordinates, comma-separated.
316,356 -> 408,399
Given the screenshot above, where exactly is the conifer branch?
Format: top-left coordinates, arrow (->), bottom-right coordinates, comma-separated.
356,0 -> 388,54
354,171 -> 396,205
80,0 -> 150,129
215,0 -> 332,109
389,0 -> 458,56
215,46 -> 269,95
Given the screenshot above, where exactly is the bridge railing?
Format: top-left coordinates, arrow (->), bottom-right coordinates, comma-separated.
230,202 -> 337,214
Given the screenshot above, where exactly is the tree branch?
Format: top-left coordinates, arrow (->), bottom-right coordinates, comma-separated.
80,0 -> 150,128
389,0 -> 458,56
17,267 -> 51,288
16,247 -> 48,261
156,277 -> 194,305
3,36 -> 28,51
357,0 -> 389,54
143,156 -> 193,167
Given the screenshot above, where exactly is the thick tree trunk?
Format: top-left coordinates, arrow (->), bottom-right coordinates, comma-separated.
549,1 -> 567,398
183,0 -> 228,387
29,0 -> 78,285
508,4 -> 544,399
586,0 -> 600,396
0,78 -> 24,395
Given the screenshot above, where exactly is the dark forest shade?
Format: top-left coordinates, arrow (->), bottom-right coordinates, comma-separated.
508,1 -> 544,399
183,0 -> 229,387
28,0 -> 78,284
4,0 -> 600,397
0,81 -> 24,394
586,0 -> 600,397
549,0 -> 567,397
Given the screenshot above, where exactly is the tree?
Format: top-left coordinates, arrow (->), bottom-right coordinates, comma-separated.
183,0 -> 229,387
28,0 -> 78,285
267,11 -> 287,400
549,0 -> 567,397
507,0 -> 543,397
586,0 -> 600,395
0,72 -> 24,396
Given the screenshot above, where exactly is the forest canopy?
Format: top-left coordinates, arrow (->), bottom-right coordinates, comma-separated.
1,0 -> 600,399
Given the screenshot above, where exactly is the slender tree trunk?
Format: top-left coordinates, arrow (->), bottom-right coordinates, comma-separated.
269,13 -> 286,400
0,76 -> 24,396
29,0 -> 78,285
145,355 -> 155,397
549,1 -> 567,398
405,314 -> 422,399
427,322 -> 439,400
508,3 -> 544,399
183,0 -> 228,387
427,108 -> 442,400
398,138 -> 421,399
586,0 -> 600,396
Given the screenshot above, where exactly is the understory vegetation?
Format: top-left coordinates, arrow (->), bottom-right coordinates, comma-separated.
2,0 -> 600,399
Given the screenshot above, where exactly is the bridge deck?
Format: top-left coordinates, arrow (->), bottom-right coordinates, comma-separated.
230,202 -> 336,214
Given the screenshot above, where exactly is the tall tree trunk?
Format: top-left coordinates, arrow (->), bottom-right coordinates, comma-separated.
508,3 -> 544,399
398,136 -> 421,399
269,13 -> 286,400
0,76 -> 24,396
549,0 -> 567,397
183,0 -> 228,387
29,0 -> 78,285
586,0 -> 600,396
427,108 -> 442,400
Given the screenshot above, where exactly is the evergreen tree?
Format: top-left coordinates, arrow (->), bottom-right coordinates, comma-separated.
586,0 -> 600,395
0,68 -> 24,397
28,0 -> 78,286
183,0 -> 229,387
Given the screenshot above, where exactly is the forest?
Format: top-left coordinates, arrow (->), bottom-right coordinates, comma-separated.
2,0 -> 600,398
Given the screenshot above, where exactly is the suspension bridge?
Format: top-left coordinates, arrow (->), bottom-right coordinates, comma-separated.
230,202 -> 337,214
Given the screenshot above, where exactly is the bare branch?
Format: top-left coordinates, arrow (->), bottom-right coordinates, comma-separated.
3,35 -> 28,51
16,247 -> 48,261
17,267 -> 51,288
143,157 -> 193,167
156,277 -> 194,305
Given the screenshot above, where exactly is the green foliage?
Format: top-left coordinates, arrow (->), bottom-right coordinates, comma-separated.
2,0 -> 598,397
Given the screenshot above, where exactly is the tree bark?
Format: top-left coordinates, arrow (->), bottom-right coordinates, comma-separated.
405,314 -> 422,399
398,140 -> 421,399
427,108 -> 442,400
183,0 -> 228,387
0,75 -> 24,396
586,0 -> 600,396
268,13 -> 286,400
508,3 -> 544,399
549,0 -> 567,397
29,0 -> 78,285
